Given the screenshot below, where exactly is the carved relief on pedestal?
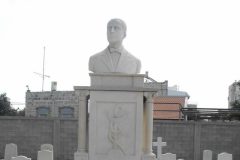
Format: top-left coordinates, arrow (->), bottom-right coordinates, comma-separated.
107,105 -> 126,155
95,102 -> 136,156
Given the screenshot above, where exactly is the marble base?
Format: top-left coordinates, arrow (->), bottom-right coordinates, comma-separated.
89,90 -> 143,160
142,153 -> 156,160
74,73 -> 157,160
74,152 -> 88,160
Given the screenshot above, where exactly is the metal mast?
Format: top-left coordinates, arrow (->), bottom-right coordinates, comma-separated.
34,46 -> 50,91
42,46 -> 46,91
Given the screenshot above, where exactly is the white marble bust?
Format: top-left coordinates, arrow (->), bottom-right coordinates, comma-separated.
89,19 -> 141,74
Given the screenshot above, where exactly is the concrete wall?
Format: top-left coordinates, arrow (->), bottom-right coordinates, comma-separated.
0,117 -> 240,160
153,120 -> 240,160
0,117 -> 78,160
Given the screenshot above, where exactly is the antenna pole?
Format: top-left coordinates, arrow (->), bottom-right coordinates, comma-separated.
33,46 -> 50,91
42,46 -> 46,91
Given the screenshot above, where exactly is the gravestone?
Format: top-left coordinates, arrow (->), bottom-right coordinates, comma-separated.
4,143 -> 18,160
162,153 -> 176,160
37,150 -> 53,160
11,156 -> 31,160
217,152 -> 232,160
152,137 -> 167,159
40,144 -> 53,151
203,150 -> 212,160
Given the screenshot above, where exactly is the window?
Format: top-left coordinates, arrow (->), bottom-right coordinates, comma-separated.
36,107 -> 50,117
59,107 -> 74,118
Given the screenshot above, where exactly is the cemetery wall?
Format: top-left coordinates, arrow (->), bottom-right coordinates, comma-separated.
0,117 -> 78,160
0,117 -> 240,160
153,120 -> 240,160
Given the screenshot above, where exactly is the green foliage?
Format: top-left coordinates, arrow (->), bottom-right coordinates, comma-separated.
17,108 -> 25,116
0,93 -> 17,116
231,100 -> 240,108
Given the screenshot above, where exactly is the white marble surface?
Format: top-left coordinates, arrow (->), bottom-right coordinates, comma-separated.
161,153 -> 176,160
40,144 -> 53,152
75,73 -> 157,160
4,143 -> 18,160
89,19 -> 141,74
11,156 -> 31,160
90,73 -> 145,88
74,152 -> 88,160
37,150 -> 53,160
89,91 -> 143,160
203,150 -> 212,160
152,137 -> 167,160
217,152 -> 232,160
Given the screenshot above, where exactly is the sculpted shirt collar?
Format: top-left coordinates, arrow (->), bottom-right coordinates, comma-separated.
108,46 -> 124,54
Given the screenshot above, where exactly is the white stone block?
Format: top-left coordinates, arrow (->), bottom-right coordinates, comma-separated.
40,144 -> 53,151
37,150 -> 53,160
90,73 -> 145,88
217,152 -> 232,160
4,143 -> 18,160
203,150 -> 212,160
162,153 -> 176,160
11,156 -> 31,160
74,152 -> 88,160
152,137 -> 167,159
89,91 -> 143,160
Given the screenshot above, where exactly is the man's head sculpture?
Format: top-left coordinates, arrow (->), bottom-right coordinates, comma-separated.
88,18 -> 141,74
107,19 -> 127,47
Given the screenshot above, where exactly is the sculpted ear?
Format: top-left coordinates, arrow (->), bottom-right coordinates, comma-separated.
123,32 -> 126,39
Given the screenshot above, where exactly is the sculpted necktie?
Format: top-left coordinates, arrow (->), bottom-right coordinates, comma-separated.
108,47 -> 122,71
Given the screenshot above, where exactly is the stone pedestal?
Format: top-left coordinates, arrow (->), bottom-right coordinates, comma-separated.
74,73 -> 157,160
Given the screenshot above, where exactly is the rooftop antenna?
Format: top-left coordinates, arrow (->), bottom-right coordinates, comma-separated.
34,46 -> 50,91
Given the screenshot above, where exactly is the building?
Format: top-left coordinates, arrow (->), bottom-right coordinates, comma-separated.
25,82 -> 79,118
228,80 -> 240,108
153,87 -> 190,120
25,81 -> 190,120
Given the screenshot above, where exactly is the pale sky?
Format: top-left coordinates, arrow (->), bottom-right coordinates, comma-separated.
0,0 -> 240,109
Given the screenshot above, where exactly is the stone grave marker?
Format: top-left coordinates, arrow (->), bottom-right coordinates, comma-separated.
162,153 -> 176,160
40,144 -> 53,151
203,150 -> 212,160
11,156 -> 31,160
152,137 -> 167,160
217,152 -> 232,160
37,150 -> 53,160
4,143 -> 18,160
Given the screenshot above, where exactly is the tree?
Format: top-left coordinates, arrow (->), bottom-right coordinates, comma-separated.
17,108 -> 25,116
231,100 -> 240,108
0,93 -> 17,116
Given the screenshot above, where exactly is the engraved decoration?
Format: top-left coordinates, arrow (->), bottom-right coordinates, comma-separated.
95,102 -> 136,156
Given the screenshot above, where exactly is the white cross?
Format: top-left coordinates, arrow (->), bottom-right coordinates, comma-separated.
153,137 -> 167,160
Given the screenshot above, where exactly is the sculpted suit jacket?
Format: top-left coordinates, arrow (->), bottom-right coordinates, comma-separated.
89,47 -> 141,74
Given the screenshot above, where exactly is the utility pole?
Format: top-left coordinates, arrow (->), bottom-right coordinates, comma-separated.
34,46 -> 50,91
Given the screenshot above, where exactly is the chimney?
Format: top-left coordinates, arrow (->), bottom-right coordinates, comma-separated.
51,81 -> 57,91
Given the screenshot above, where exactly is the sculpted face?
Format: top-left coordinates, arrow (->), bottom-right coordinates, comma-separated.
107,19 -> 126,46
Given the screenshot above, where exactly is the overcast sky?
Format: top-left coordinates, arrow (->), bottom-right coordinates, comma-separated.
1,0 -> 240,109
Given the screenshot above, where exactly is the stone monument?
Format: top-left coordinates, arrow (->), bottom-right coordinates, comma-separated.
152,137 -> 167,159
4,143 -> 18,160
74,19 -> 157,160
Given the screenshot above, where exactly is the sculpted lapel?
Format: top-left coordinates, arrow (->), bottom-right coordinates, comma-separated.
100,48 -> 113,72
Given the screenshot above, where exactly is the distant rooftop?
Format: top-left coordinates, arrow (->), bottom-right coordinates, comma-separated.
168,89 -> 190,98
